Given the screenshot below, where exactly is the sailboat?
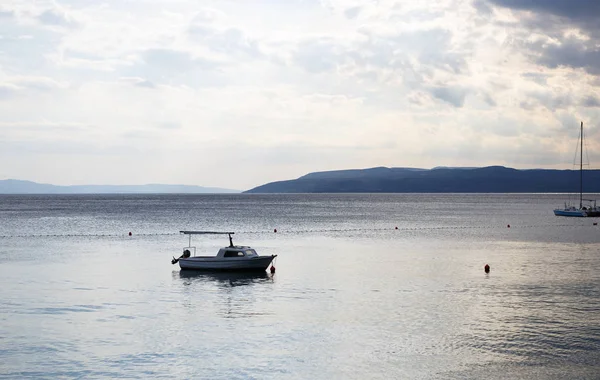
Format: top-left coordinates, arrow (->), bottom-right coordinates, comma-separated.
554,121 -> 600,217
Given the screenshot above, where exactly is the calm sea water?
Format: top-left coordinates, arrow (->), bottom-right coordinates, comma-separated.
1,194 -> 599,379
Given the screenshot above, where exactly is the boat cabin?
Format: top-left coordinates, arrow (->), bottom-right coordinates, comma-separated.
218,247 -> 259,258
179,231 -> 259,259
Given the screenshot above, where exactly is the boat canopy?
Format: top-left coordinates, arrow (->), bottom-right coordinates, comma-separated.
180,231 -> 235,235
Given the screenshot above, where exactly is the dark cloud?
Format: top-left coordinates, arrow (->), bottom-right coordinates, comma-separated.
531,38 -> 600,76
528,91 -> 574,110
428,86 -> 469,107
583,96 -> 600,108
486,0 -> 600,23
344,6 -> 361,19
143,49 -> 216,72
119,77 -> 156,89
481,0 -> 600,76
0,10 -> 15,19
37,9 -> 77,28
482,92 -> 497,107
521,72 -> 548,86
472,0 -> 493,15
519,100 -> 537,111
0,83 -> 19,99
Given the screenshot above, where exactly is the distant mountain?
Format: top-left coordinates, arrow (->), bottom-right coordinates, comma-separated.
245,166 -> 600,193
0,179 -> 239,194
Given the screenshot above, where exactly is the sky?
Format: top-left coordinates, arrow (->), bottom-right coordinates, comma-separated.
1,0 -> 600,190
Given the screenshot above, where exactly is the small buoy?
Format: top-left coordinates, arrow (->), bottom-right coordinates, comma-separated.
274,228 -> 277,233
270,266 -> 276,274
484,264 -> 490,273
395,226 -> 398,230
128,232 -> 132,236
507,224 -> 510,228
594,222 -> 598,226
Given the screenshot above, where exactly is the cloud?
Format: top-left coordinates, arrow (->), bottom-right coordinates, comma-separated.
291,26 -> 467,89
37,7 -> 79,29
486,0 -> 600,28
583,96 -> 600,108
0,121 -> 92,133
156,122 -> 181,130
187,10 -> 262,58
521,72 -> 549,86
344,6 -> 361,19
293,37 -> 345,73
472,0 -> 493,15
429,86 -> 469,107
0,9 -> 15,19
143,49 -> 204,72
13,76 -> 68,91
528,91 -> 574,110
530,38 -> 600,76
2,0 -> 600,188
482,0 -> 600,76
0,83 -> 20,99
118,77 -> 156,89
0,76 -> 67,98
482,92 -> 497,107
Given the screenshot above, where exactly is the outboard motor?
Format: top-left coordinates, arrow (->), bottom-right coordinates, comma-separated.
172,249 -> 191,265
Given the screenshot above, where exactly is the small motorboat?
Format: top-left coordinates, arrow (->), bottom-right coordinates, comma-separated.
171,231 -> 277,272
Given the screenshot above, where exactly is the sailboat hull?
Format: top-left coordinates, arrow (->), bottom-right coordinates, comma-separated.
555,122 -> 599,217
553,209 -> 587,217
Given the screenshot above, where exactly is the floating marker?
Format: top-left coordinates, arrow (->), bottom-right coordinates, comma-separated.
507,224 -> 510,228
274,228 -> 277,233
395,226 -> 398,230
484,264 -> 490,273
594,223 -> 598,226
128,232 -> 132,236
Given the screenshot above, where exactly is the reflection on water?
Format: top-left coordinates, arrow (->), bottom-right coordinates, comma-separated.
173,270 -> 276,320
3,194 -> 600,379
174,270 -> 274,287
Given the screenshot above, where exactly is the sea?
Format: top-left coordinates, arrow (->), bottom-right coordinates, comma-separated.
0,193 -> 599,379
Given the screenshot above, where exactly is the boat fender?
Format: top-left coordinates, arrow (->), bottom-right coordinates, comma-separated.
484,264 -> 490,273
270,265 -> 276,274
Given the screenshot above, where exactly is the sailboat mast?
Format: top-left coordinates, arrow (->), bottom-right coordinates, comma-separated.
580,121 -> 583,209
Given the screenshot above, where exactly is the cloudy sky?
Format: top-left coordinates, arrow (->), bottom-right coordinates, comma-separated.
1,0 -> 599,190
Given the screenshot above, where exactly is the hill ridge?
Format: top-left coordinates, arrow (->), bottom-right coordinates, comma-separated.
245,166 -> 600,193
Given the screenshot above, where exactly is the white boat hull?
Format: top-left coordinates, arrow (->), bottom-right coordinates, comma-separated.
178,255 -> 276,271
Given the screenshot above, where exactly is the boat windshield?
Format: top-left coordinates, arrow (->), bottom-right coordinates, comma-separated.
245,249 -> 258,257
